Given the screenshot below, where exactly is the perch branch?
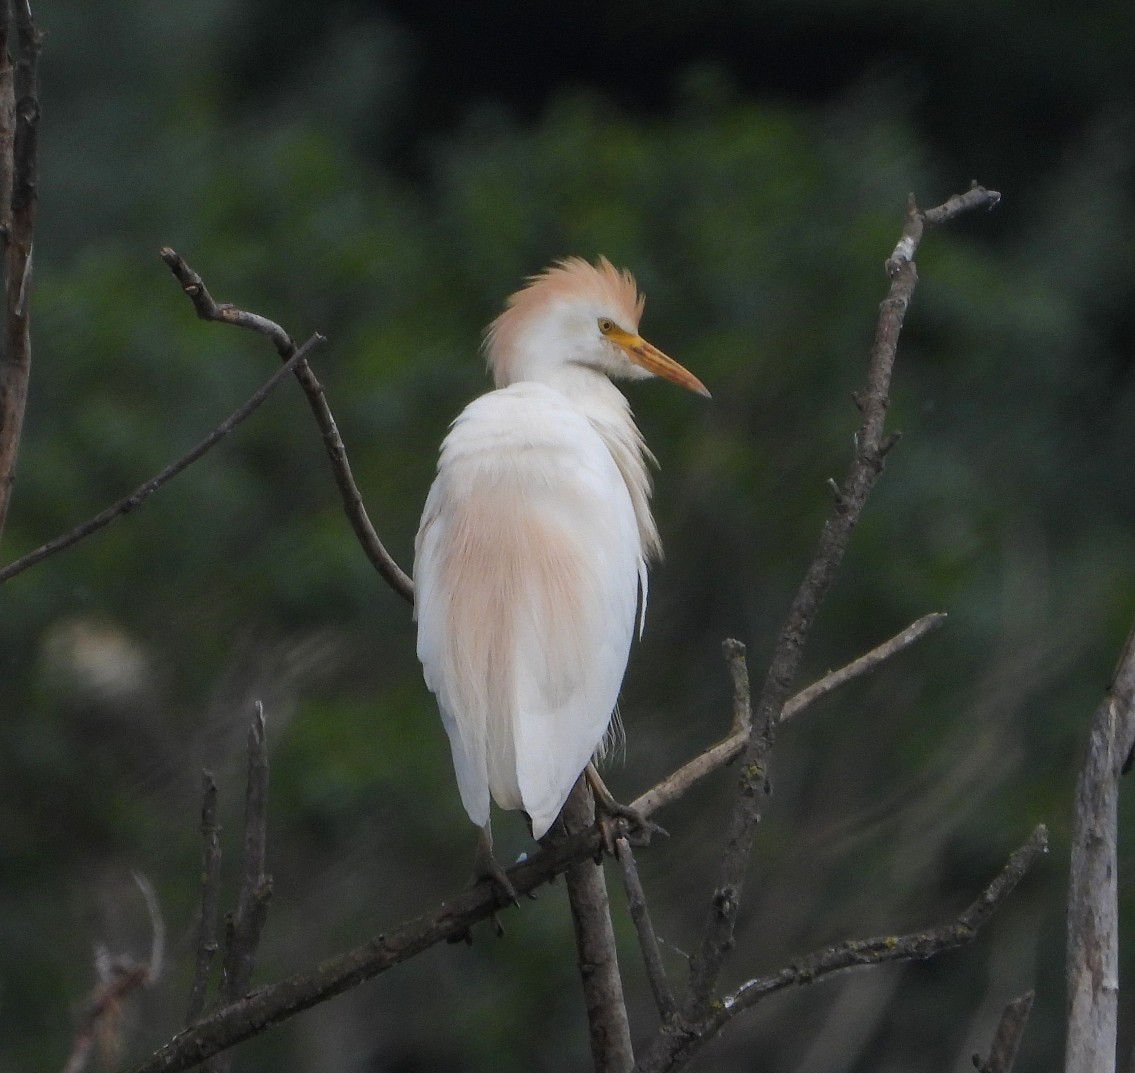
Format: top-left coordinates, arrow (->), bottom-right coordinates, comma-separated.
975,991 -> 1035,1073
0,0 -> 39,541
0,335 -> 323,586
630,612 -> 947,821
124,610 -> 957,1073
561,777 -> 634,1073
160,248 -> 415,605
1065,619 -> 1135,1073
634,826 -> 1048,1073
681,186 -> 1000,1019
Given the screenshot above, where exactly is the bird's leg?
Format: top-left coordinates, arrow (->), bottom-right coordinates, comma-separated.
448,823 -> 517,944
585,761 -> 667,854
474,822 -> 518,908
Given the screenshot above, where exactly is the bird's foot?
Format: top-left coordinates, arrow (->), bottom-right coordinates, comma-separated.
594,797 -> 667,855
585,763 -> 666,854
449,827 -> 518,943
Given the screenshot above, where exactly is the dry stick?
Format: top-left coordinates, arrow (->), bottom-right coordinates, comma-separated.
123,816 -> 1045,1073
615,836 -> 677,1022
186,771 -> 222,1024
1065,620 -> 1135,1073
0,0 -> 15,246
62,873 -> 165,1073
562,778 -> 634,1073
220,702 -> 272,1004
679,186 -> 1001,1029
0,335 -> 323,585
133,872 -> 166,987
204,704 -> 272,1073
631,611 -> 947,821
0,0 -> 38,542
975,991 -> 1035,1073
785,611 -> 947,718
634,827 -> 1047,1073
125,611 -> 954,1073
160,248 -> 415,605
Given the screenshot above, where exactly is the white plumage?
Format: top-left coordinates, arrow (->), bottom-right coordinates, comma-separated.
414,258 -> 707,840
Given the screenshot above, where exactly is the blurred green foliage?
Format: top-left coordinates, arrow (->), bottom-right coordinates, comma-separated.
1,1 -> 1134,1071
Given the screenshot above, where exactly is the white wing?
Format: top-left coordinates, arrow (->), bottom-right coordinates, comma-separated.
415,382 -> 642,838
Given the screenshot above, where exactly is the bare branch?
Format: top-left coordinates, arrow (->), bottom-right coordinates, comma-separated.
630,613 -> 947,824
1065,620 -> 1135,1073
681,187 -> 999,1019
219,702 -> 272,1005
975,991 -> 1035,1073
126,823 -> 608,1073
886,182 -> 1002,276
0,0 -> 15,245
0,0 -> 38,541
186,771 -> 222,1024
161,248 -> 415,605
921,180 -> 1002,226
562,777 -> 634,1073
722,639 -> 751,735
63,871 -> 164,1073
634,826 -> 1048,1073
124,601 -> 957,1073
615,836 -> 677,1022
0,334 -> 323,586
783,612 -> 948,723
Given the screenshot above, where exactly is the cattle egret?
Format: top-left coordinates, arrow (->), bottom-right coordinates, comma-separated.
414,257 -> 708,874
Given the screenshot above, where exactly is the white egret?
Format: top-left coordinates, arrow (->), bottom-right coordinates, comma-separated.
414,257 -> 708,874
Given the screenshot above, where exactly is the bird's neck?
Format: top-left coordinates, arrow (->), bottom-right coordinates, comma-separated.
541,365 -> 662,564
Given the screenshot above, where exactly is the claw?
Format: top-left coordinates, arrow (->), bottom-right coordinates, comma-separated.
585,762 -> 667,853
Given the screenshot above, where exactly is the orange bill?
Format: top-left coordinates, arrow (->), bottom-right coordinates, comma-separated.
609,327 -> 710,398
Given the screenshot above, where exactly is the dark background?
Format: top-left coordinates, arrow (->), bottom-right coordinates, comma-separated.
2,1 -> 1134,1070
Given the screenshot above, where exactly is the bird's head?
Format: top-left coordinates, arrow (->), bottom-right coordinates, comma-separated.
485,257 -> 709,397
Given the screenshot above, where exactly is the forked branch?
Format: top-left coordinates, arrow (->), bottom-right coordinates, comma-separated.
0,336 -> 322,586
124,605 -> 967,1073
633,827 -> 1047,1073
160,249 -> 414,604
680,185 -> 1001,1021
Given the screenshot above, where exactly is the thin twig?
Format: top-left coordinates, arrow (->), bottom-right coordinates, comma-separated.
132,873 -> 165,986
0,335 -> 323,585
975,991 -> 1035,1073
630,612 -> 948,820
783,612 -> 948,720
219,702 -> 272,1005
722,639 -> 751,735
615,836 -> 677,1021
161,248 -> 415,605
634,826 -> 1047,1073
62,871 -> 164,1073
1065,619 -> 1135,1073
680,186 -> 1000,1021
186,771 -> 222,1024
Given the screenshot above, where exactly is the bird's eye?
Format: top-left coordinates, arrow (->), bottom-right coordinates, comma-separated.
598,318 -> 615,335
